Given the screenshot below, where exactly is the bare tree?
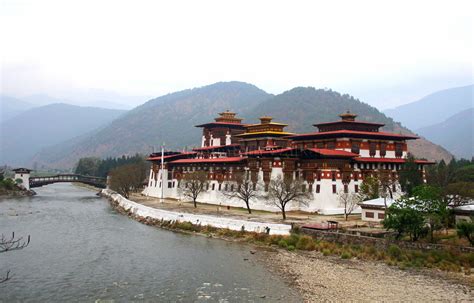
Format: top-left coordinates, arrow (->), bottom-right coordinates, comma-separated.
221,171 -> 259,214
266,175 -> 310,220
179,171 -> 208,208
337,190 -> 362,221
109,162 -> 147,198
1,232 -> 30,283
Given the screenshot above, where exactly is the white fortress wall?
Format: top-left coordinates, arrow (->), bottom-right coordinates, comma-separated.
102,189 -> 291,235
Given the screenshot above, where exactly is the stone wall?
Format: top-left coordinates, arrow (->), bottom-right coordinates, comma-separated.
301,228 -> 474,253
101,189 -> 291,235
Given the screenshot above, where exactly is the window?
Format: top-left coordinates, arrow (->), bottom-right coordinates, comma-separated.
355,184 -> 359,193
351,142 -> 360,154
308,184 -> 313,192
224,183 -> 228,191
392,184 -> 397,192
395,143 -> 403,158
168,182 -> 172,188
218,183 -> 222,191
369,142 -> 376,157
366,212 -> 374,218
380,142 -> 387,157
301,184 -> 306,192
331,172 -> 336,182
378,213 -> 385,219
230,184 -> 234,191
327,141 -> 335,149
344,184 -> 348,193
316,184 -> 321,193
354,173 -> 358,182
317,172 -> 321,181
332,184 -> 337,194
212,183 -> 215,190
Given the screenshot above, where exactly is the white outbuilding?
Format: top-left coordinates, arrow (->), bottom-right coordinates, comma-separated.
360,197 -> 395,222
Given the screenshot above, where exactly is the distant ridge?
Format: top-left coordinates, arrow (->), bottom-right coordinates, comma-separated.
31,82 -> 452,169
384,84 -> 474,129
0,103 -> 125,166
416,108 -> 473,160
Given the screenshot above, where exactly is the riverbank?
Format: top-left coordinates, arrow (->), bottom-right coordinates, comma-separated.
261,249 -> 472,302
103,189 -> 473,301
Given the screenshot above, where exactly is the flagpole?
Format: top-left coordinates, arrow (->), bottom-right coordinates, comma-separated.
161,143 -> 164,202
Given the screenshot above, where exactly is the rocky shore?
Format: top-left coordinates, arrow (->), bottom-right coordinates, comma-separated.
0,188 -> 36,198
261,249 -> 473,302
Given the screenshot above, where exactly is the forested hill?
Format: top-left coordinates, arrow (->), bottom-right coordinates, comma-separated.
32,82 -> 452,169
32,82 -> 272,168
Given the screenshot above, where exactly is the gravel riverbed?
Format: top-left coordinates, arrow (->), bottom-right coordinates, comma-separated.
260,249 -> 473,302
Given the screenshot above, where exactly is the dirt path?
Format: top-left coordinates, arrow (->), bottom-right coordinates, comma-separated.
260,249 -> 473,302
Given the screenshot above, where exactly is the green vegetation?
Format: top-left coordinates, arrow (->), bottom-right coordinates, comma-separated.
457,220 -> 474,246
75,154 -> 145,178
140,217 -> 474,273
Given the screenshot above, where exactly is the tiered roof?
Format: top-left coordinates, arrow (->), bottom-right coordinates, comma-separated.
235,116 -> 294,138
195,111 -> 246,128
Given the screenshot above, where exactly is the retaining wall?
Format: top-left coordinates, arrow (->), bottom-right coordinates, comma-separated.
301,228 -> 474,253
101,189 -> 291,235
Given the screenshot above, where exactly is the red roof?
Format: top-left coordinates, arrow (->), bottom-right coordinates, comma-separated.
243,148 -> 294,156
307,148 -> 358,157
354,157 -> 435,164
287,130 -> 418,140
192,144 -> 240,151
195,122 -> 247,128
169,157 -> 247,164
314,120 -> 385,127
147,152 -> 196,161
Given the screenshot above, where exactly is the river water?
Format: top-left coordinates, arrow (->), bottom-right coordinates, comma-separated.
0,183 -> 300,302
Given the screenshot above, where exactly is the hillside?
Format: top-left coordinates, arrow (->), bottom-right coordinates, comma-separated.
0,103 -> 125,166
0,95 -> 36,123
416,108 -> 473,160
32,82 -> 272,168
384,84 -> 473,129
31,82 -> 453,169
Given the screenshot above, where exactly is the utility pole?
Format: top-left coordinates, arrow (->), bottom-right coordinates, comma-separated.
161,143 -> 164,203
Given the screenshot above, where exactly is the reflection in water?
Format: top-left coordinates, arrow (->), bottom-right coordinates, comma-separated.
0,183 -> 300,302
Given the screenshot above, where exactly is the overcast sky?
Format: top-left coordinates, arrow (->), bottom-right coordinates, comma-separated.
1,0 -> 473,109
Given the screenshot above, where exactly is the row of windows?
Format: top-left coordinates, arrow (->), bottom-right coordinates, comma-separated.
365,212 -> 385,219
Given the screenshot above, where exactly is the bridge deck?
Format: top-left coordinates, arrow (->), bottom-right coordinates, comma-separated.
29,174 -> 106,189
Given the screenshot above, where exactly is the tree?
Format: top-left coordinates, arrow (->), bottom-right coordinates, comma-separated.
179,171 -> 208,208
109,161 -> 148,198
412,185 -> 447,243
456,219 -> 474,246
1,232 -> 30,283
399,154 -> 423,196
266,175 -> 310,220
359,175 -> 380,200
221,171 -> 259,214
383,198 -> 426,241
338,190 -> 362,220
74,157 -> 101,176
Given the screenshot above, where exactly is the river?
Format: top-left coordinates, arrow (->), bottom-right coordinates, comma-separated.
0,183 -> 300,302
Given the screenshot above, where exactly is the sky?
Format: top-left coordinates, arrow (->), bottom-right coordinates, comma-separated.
1,0 -> 473,110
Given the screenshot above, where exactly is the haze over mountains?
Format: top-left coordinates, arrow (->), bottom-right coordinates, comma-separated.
0,104 -> 125,166
26,81 -> 454,169
383,85 -> 473,159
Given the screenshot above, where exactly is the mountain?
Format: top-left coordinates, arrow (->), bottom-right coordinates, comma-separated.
384,84 -> 474,129
416,108 -> 473,160
32,82 -> 272,168
0,95 -> 36,123
32,82 -> 452,169
0,103 -> 125,166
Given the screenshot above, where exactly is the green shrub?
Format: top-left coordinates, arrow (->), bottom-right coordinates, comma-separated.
387,244 -> 402,260
287,245 -> 296,251
341,252 -> 351,259
278,239 -> 288,248
322,249 -> 331,256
